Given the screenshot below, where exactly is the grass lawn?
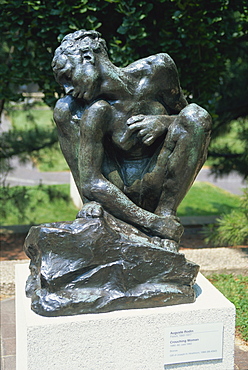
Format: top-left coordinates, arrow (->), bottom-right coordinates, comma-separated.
8,104 -> 54,130
0,184 -> 78,226
1,182 -> 240,226
33,143 -> 69,172
7,104 -> 69,172
207,274 -> 248,342
177,181 -> 240,216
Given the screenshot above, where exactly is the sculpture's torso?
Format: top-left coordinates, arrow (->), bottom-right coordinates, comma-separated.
102,55 -> 171,158
110,99 -> 167,157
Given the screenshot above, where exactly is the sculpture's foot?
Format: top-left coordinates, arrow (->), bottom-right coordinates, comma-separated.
149,214 -> 184,243
77,201 -> 103,218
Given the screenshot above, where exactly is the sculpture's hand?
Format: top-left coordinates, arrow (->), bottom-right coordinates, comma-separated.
122,115 -> 171,146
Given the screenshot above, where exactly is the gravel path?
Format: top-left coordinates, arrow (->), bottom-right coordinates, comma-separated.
183,247 -> 248,275
0,260 -> 29,298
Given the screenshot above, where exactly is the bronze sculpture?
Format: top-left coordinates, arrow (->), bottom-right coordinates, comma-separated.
24,30 -> 211,316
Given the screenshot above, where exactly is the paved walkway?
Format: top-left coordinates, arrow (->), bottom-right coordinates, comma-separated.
195,167 -> 246,196
2,156 -> 70,186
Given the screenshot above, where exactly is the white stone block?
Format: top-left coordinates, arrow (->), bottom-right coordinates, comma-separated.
70,172 -> 83,209
16,263 -> 235,370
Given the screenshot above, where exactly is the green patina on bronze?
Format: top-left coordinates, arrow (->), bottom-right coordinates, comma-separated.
25,29 -> 212,316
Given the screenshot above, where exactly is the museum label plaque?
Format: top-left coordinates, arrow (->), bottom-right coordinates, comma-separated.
164,323 -> 223,365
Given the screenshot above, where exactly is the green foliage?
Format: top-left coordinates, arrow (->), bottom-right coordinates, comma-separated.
1,102 -> 57,165
207,119 -> 246,161
208,118 -> 248,178
0,181 -> 239,226
204,187 -> 248,246
177,182 -> 240,217
7,102 -> 53,129
0,184 -> 78,225
0,0 -> 247,109
34,143 -> 69,171
208,274 -> 248,341
0,0 -> 247,176
1,102 -> 69,171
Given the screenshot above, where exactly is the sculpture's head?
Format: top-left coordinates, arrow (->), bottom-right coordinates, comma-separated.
52,30 -> 108,101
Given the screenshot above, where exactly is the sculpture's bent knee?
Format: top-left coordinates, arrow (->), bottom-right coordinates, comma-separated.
82,99 -> 112,133
54,95 -> 75,128
179,103 -> 212,133
87,99 -> 112,118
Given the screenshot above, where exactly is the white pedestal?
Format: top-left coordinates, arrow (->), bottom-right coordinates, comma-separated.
70,172 -> 82,209
16,264 -> 235,370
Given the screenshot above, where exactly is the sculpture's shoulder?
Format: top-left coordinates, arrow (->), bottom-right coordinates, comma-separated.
147,53 -> 179,79
147,53 -> 176,67
54,95 -> 85,123
125,53 -> 177,77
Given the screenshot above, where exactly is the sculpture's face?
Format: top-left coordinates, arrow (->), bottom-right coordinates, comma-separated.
61,48 -> 101,102
53,31 -> 109,102
52,32 -> 110,102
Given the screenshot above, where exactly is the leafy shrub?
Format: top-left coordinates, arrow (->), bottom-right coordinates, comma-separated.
204,187 -> 248,246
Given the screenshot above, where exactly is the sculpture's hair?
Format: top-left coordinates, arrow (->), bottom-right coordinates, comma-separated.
52,29 -> 108,83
